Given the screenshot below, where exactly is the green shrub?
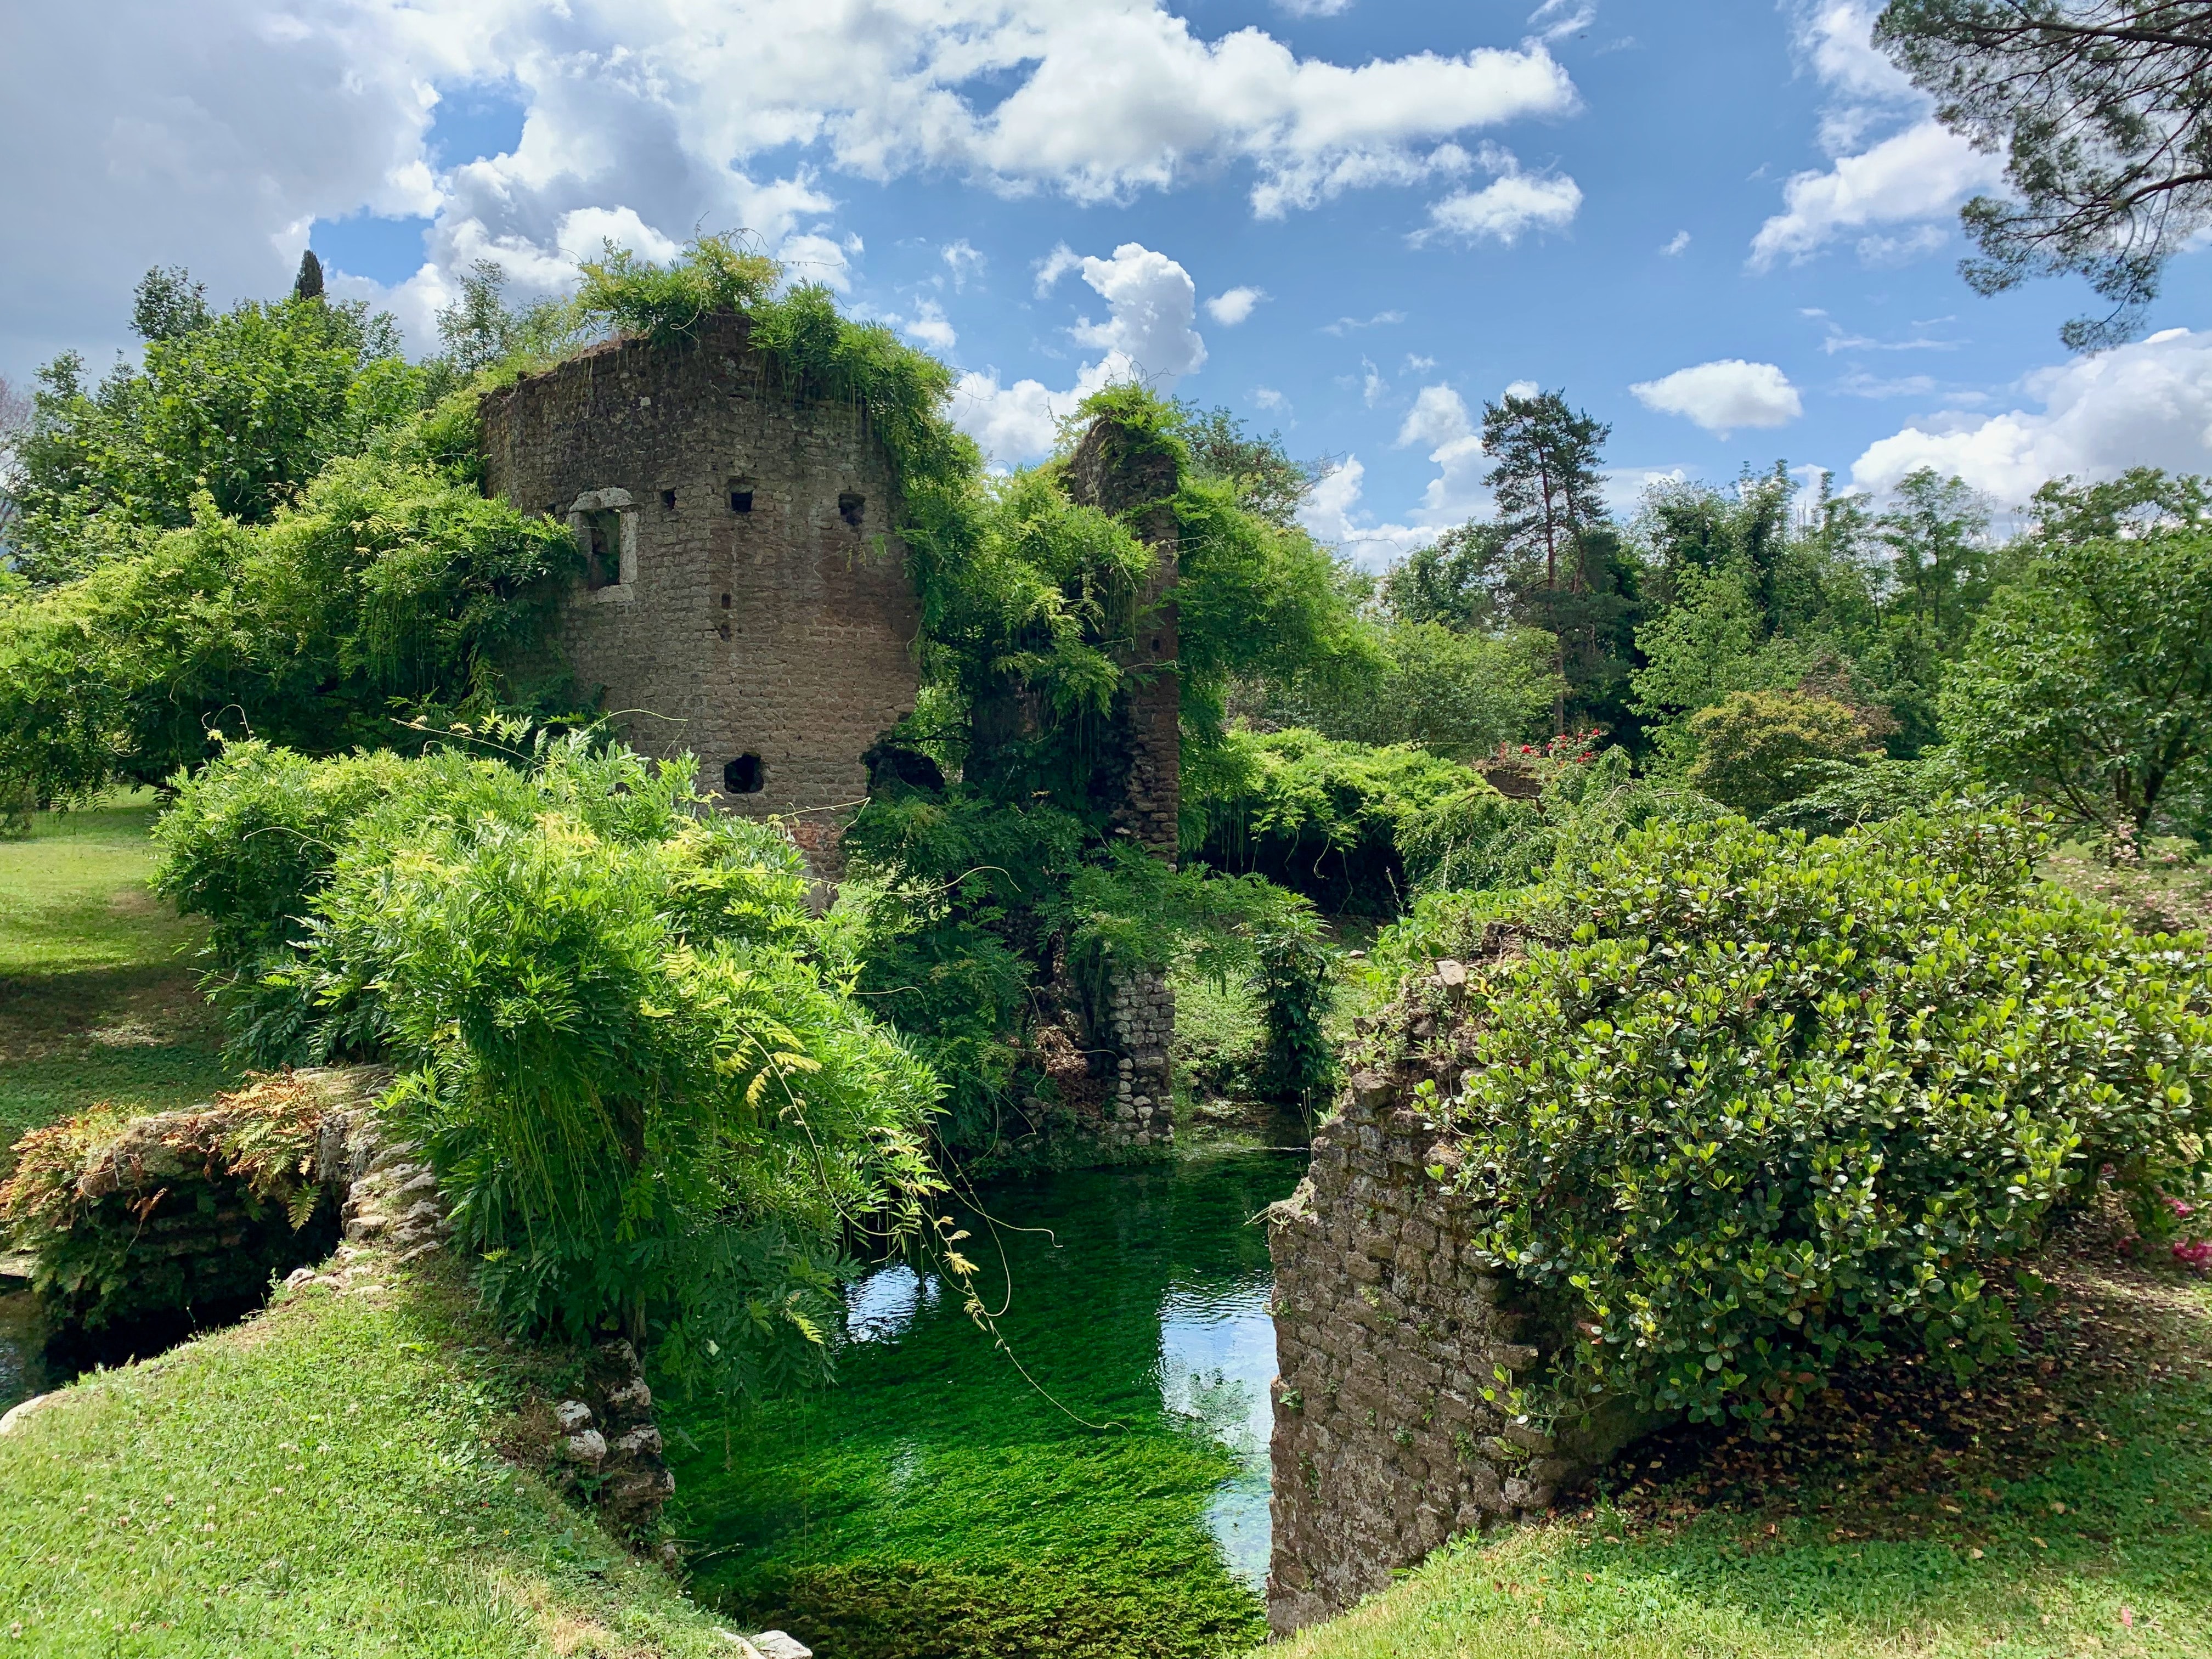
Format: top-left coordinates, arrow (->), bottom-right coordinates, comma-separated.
1186,727 -> 1489,913
1403,737 -> 1722,895
0,444 -> 582,806
572,233 -> 782,346
1685,688 -> 1876,818
150,742 -> 419,969
153,738 -> 942,1396
1372,808 -> 2212,1430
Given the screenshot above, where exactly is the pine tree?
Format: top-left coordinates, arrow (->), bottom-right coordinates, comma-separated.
293,250 -> 325,303
1481,389 -> 1613,732
1876,2 -> 2212,348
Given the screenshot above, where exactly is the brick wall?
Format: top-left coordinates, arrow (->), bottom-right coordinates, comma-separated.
1263,960 -> 1660,1634
478,315 -> 922,848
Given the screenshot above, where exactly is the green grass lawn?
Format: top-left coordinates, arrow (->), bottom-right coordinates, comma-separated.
1269,1234 -> 2212,1659
0,1254 -> 742,1657
0,798 -> 241,1171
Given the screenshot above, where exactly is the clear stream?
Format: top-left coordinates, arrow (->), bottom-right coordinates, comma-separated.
665,1150 -> 1307,1656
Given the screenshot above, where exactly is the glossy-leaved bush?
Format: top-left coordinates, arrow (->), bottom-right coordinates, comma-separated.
1375,808 -> 2212,1428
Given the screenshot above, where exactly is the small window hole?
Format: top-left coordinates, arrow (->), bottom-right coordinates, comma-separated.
838,492 -> 865,528
723,754 -> 765,795
728,478 -> 754,514
720,594 -> 732,608
661,489 -> 677,511
582,509 -> 623,590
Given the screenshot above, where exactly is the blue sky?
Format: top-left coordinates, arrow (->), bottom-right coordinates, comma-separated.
7,1 -> 2209,565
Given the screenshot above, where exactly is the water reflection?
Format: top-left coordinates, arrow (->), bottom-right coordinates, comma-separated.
669,1152 -> 1306,1633
0,1290 -> 47,1417
1159,1280 -> 1278,1588
843,1262 -> 937,1345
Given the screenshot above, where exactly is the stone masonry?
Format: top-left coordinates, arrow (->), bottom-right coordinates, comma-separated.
1263,961 -> 1657,1634
1062,416 -> 1180,1131
478,314 -> 923,865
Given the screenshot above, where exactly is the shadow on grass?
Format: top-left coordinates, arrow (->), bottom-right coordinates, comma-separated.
1279,1226 -> 2212,1658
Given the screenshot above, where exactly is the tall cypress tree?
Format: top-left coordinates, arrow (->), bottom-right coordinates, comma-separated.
293,250 -> 325,303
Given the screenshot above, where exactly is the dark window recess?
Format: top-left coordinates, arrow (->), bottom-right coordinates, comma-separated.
720,594 -> 732,608
838,492 -> 865,528
723,754 -> 765,795
661,489 -> 677,510
583,509 -> 623,590
728,479 -> 754,514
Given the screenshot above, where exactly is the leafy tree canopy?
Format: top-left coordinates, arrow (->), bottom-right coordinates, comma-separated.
10,286 -> 425,584
1945,494 -> 2212,835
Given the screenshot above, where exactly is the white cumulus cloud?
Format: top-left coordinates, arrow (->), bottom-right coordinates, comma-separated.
951,241 -> 1205,463
1631,359 -> 1804,437
1205,285 -> 1267,326
1299,457 -> 1441,569
902,300 -> 957,352
1395,384 -> 1489,518
1417,150 -> 1582,245
1747,3 -> 2004,272
1851,329 -> 2212,501
1749,120 -> 2002,270
0,0 -> 1583,376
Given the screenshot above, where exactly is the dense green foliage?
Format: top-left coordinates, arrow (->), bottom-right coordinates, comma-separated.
1186,727 -> 1493,913
1404,737 -> 1723,896
1374,808 -> 2212,1429
1247,620 -> 1556,760
9,287 -> 428,584
0,446 -> 578,805
1686,689 -> 1880,818
1944,510 -> 2212,836
154,738 -> 941,1398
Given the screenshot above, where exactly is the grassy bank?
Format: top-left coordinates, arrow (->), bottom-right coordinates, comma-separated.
1269,1235 -> 2212,1659
0,800 -> 751,1656
0,1251 -> 741,1657
0,799 -> 241,1171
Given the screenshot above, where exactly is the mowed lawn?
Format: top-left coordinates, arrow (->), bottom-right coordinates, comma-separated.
0,801 -> 746,1657
1268,1234 -> 2212,1659
0,798 -> 241,1172
0,1256 -> 745,1657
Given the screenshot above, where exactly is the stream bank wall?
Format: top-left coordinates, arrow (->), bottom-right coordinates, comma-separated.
1263,965 -> 1655,1634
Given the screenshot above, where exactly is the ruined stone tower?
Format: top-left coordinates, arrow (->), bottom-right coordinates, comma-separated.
481,326 -> 1182,1151
477,313 -> 922,870
1064,415 -> 1180,1143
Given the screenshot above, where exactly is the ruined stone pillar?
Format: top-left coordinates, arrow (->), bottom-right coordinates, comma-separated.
1064,415 -> 1180,1146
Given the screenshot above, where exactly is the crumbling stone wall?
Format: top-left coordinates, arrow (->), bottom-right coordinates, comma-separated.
1061,416 -> 1181,1128
478,315 -> 923,862
1264,961 -> 1656,1634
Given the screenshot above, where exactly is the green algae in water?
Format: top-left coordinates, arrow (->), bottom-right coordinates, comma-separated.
665,1152 -> 1304,1659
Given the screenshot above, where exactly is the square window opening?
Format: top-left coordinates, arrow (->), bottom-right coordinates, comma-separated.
838,492 -> 865,529
728,478 -> 754,514
723,754 -> 765,795
660,489 -> 677,511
